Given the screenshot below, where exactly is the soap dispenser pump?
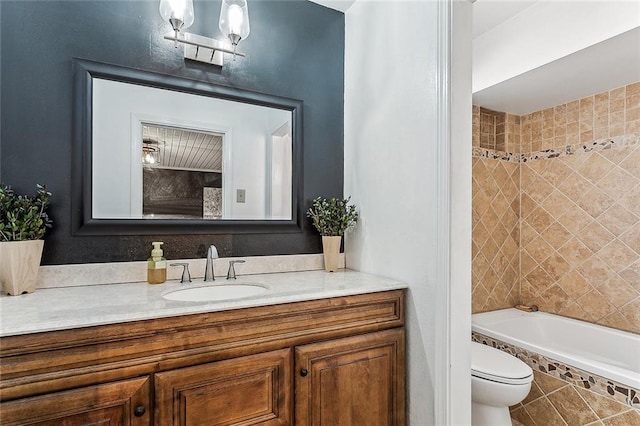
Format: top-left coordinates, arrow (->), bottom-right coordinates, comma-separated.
147,241 -> 167,284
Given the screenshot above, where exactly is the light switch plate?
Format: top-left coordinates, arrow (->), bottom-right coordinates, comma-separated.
237,189 -> 246,203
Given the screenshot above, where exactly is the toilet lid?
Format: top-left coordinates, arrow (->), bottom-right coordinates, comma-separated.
471,342 -> 533,385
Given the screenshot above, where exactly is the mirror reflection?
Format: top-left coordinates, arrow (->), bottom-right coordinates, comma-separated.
92,78 -> 292,221
142,124 -> 224,219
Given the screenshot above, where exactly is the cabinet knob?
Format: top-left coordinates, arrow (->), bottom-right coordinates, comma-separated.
300,368 -> 308,377
134,405 -> 146,417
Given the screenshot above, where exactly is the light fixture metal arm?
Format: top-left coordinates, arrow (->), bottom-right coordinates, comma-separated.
164,33 -> 246,58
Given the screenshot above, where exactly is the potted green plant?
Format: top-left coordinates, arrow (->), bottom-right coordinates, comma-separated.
307,196 -> 358,272
0,184 -> 53,295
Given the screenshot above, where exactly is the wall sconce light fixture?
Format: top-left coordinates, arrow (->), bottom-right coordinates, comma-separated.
159,0 -> 250,67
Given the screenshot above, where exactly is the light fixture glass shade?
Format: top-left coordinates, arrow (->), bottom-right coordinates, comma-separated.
159,0 -> 195,33
142,146 -> 160,167
219,0 -> 250,47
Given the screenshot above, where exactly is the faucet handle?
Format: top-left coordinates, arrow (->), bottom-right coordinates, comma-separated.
226,260 -> 245,280
170,263 -> 192,283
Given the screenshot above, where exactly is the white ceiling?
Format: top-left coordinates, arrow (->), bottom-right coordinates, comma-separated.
472,0 -> 536,38
473,27 -> 640,115
143,124 -> 223,172
309,0 -> 640,116
472,0 -> 640,115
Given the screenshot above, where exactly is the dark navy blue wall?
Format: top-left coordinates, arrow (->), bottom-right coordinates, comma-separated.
0,0 -> 344,264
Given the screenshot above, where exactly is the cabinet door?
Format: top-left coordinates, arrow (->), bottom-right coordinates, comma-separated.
295,328 -> 405,426
0,376 -> 151,426
155,348 -> 292,426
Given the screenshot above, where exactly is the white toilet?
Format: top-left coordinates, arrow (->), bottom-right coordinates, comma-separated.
471,342 -> 534,426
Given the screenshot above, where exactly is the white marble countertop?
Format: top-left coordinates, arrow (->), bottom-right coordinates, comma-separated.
0,269 -> 406,337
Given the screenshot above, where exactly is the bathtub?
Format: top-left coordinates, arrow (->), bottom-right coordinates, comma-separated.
472,308 -> 640,390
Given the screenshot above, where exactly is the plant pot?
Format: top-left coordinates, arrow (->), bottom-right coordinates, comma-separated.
322,235 -> 341,272
0,240 -> 44,295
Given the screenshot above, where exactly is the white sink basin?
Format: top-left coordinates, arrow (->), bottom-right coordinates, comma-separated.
162,283 -> 268,302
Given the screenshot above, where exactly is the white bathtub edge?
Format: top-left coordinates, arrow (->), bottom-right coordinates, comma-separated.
472,309 -> 640,390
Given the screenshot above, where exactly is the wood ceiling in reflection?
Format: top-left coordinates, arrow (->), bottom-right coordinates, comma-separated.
142,124 -> 223,172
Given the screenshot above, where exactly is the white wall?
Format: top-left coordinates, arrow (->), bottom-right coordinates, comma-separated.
450,1 -> 473,424
269,134 -> 292,219
344,0 -> 472,424
473,0 -> 640,92
92,79 -> 290,220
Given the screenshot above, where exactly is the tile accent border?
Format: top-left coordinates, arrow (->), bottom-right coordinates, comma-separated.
473,133 -> 640,163
472,332 -> 640,410
472,146 -> 521,163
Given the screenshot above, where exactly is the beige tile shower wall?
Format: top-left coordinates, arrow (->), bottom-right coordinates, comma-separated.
520,82 -> 640,155
472,82 -> 640,334
520,82 -> 640,334
475,106 -> 507,151
506,113 -> 521,154
472,156 -> 520,313
520,143 -> 640,333
473,105 -> 480,147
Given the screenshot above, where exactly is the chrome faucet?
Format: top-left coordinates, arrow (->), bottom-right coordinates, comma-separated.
170,263 -> 192,283
204,245 -> 219,281
226,260 -> 245,279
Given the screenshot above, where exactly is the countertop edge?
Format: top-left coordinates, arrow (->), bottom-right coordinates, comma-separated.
0,269 -> 407,337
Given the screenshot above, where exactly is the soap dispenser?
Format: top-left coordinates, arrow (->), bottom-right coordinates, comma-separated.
147,242 -> 167,284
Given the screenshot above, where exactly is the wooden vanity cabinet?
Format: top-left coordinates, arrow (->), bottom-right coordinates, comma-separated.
155,349 -> 293,425
0,376 -> 151,426
295,329 -> 405,426
0,290 -> 405,426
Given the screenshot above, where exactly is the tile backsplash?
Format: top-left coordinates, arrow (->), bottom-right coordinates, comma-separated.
472,82 -> 640,334
35,254 -> 346,289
